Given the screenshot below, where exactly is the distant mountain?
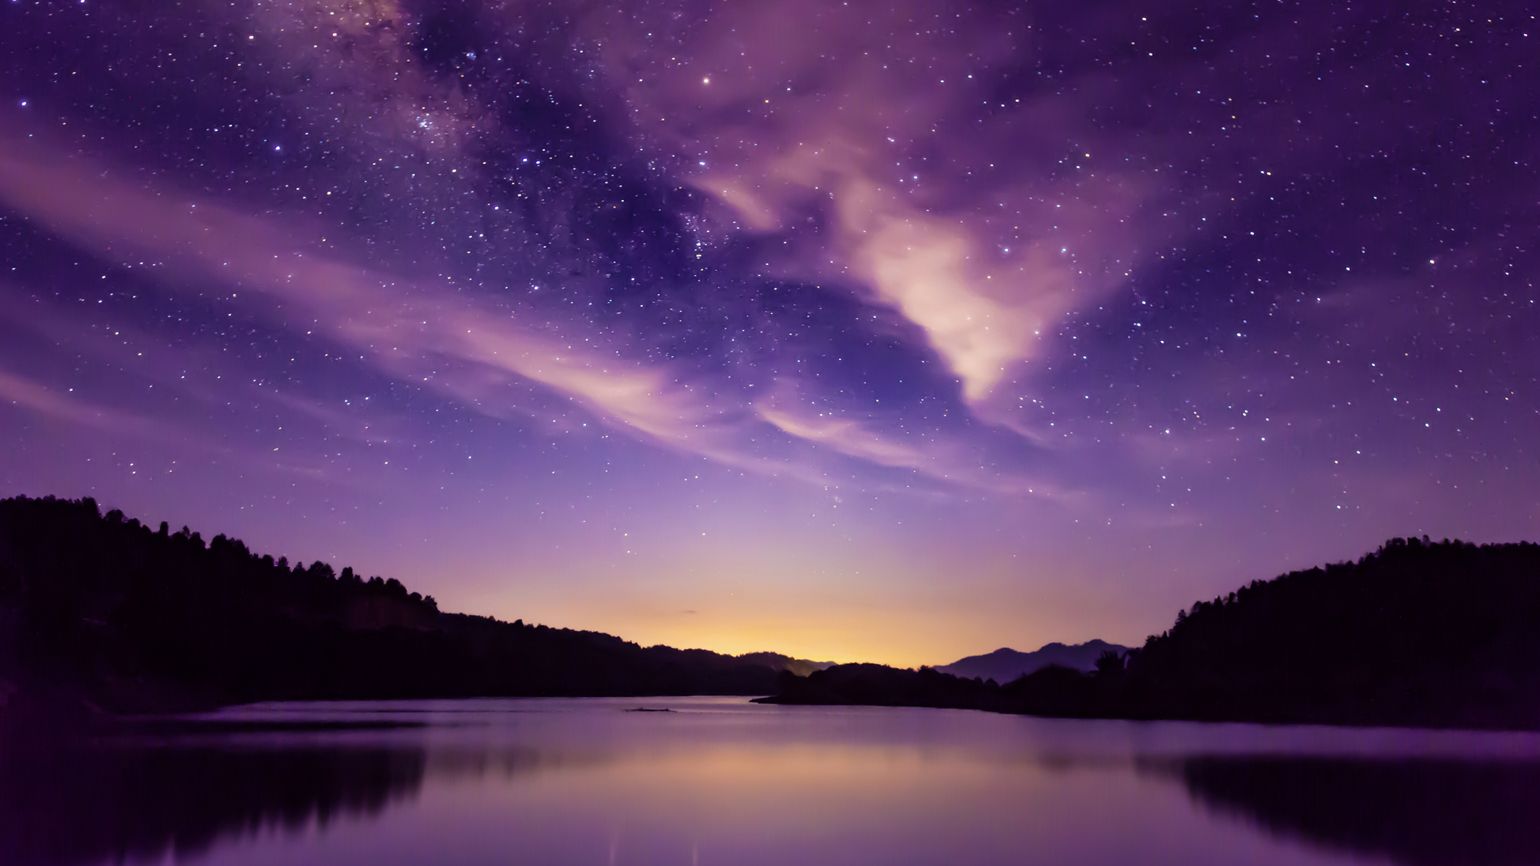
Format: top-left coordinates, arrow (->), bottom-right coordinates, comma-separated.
734,652 -> 835,678
0,495 -> 817,719
766,537 -> 1540,731
937,640 -> 1128,683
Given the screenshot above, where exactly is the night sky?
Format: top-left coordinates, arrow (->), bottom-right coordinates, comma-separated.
1,1 -> 1536,666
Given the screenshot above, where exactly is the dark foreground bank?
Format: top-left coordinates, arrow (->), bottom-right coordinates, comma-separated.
762,537 -> 1540,731
0,495 -> 822,719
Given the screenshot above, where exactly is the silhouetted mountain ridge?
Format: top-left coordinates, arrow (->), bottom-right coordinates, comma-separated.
733,652 -> 835,677
0,495 -> 824,717
765,536 -> 1540,730
937,640 -> 1129,682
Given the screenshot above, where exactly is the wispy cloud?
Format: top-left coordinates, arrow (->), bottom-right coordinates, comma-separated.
587,0 -> 1147,406
0,134 -> 1048,496
0,368 -> 169,439
756,397 -> 1065,499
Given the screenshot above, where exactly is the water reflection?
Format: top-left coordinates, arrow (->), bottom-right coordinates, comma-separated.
1160,755 -> 1540,866
3,699 -> 1539,866
0,738 -> 429,866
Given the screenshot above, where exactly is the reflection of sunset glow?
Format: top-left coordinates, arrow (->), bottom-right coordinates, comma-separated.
205,697 -> 1536,864
23,697 -> 1536,865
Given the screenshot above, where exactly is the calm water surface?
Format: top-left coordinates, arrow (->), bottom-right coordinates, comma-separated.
7,697 -> 1540,866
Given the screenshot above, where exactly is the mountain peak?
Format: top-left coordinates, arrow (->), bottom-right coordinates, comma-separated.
936,639 -> 1129,684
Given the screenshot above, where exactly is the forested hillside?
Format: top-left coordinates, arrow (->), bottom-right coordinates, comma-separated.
0,496 -> 795,716
768,537 -> 1540,730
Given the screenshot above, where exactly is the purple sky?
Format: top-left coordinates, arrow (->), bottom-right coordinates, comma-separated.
1,1 -> 1536,665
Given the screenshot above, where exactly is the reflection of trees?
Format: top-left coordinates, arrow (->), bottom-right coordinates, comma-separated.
0,738 -> 429,866
1154,755 -> 1540,866
0,724 -> 629,866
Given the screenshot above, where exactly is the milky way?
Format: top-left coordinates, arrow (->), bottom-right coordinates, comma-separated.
1,1 -> 1536,664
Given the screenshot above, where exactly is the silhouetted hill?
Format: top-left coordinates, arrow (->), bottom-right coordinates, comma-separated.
0,495 -> 821,718
733,652 -> 835,677
764,664 -> 1001,711
937,640 -> 1128,683
765,537 -> 1540,730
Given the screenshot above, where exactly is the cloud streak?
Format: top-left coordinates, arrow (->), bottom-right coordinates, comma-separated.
0,133 -> 1052,496
0,368 -> 169,439
583,0 -> 1147,406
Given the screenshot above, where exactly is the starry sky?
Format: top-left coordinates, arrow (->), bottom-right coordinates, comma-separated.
1,1 -> 1536,666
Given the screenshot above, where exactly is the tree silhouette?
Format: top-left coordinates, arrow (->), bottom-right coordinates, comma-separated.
0,495 -> 795,715
767,536 -> 1540,730
1093,650 -> 1125,678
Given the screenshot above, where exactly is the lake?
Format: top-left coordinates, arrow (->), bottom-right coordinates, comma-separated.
5,696 -> 1540,866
